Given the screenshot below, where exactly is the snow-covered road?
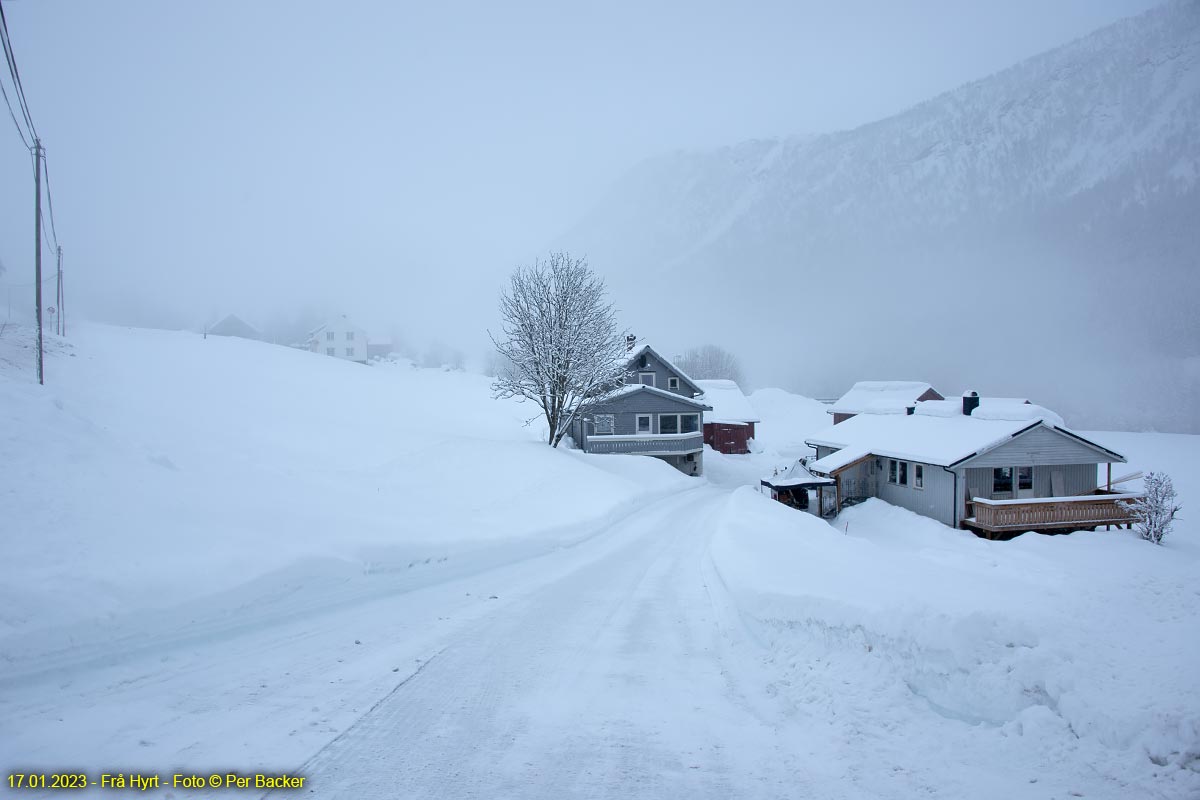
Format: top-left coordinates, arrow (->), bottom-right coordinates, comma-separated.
295,487 -> 801,799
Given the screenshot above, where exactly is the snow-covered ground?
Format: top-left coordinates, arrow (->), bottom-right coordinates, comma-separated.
2,324 -> 1196,798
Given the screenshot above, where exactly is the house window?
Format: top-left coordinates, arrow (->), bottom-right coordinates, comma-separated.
993,467 -> 1013,493
345,348 -> 354,357
346,331 -> 354,341
326,347 -> 335,356
898,461 -> 908,485
888,459 -> 898,484
1018,466 -> 1033,491
639,372 -> 655,387
668,377 -> 679,390
888,459 -> 908,485
913,464 -> 924,490
593,414 -> 615,435
326,331 -> 334,341
636,414 -> 651,434
658,414 -> 699,435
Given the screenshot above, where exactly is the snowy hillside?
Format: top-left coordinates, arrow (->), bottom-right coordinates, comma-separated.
0,324 -> 691,647
564,0 -> 1200,433
2,331 -> 1197,798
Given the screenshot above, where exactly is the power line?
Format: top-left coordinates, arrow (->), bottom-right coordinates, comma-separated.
0,0 -> 37,142
42,152 -> 59,248
0,69 -> 27,147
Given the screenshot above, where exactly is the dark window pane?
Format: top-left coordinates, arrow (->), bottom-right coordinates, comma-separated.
637,416 -> 650,432
889,460 -> 898,483
681,414 -> 699,433
898,461 -> 908,485
993,467 -> 1013,493
1018,467 -> 1033,491
660,415 -> 679,434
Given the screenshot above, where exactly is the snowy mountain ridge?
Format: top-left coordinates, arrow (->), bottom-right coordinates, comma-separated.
565,1 -> 1200,433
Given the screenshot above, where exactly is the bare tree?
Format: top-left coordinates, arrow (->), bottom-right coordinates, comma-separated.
1121,472 -> 1182,544
677,344 -> 745,384
491,252 -> 628,447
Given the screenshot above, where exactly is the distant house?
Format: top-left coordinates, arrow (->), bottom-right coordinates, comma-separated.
696,379 -> 760,455
804,392 -> 1137,538
208,314 -> 261,341
829,381 -> 943,424
306,315 -> 368,364
569,342 -> 712,476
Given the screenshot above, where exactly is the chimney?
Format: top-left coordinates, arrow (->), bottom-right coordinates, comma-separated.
962,390 -> 980,416
626,334 -> 637,352
905,406 -> 915,415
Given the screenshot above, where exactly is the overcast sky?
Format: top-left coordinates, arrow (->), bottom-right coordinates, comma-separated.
0,0 -> 1164,355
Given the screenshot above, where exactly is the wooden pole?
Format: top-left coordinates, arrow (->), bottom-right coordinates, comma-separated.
1106,463 -> 1112,492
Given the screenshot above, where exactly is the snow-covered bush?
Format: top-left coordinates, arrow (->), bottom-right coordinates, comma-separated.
1121,472 -> 1181,545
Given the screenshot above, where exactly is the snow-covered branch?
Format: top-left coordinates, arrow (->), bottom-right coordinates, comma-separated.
489,252 -> 629,447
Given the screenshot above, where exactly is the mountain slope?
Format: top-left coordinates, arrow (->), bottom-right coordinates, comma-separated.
564,0 -> 1200,432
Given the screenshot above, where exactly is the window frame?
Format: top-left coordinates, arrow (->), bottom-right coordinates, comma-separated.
346,331 -> 354,341
636,414 -> 652,434
325,331 -> 334,341
888,459 -> 898,484
325,347 -> 335,356
913,463 -> 924,490
638,371 -> 656,387
667,376 -> 679,390
593,414 -> 616,435
345,347 -> 355,357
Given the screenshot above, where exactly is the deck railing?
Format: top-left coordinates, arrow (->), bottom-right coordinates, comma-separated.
970,492 -> 1142,532
584,432 -> 704,456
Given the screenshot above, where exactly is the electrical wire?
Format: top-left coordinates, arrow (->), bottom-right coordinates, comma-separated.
0,0 -> 37,142
0,68 -> 27,147
42,153 -> 60,248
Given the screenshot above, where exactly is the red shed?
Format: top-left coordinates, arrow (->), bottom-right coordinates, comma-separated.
696,379 -> 760,455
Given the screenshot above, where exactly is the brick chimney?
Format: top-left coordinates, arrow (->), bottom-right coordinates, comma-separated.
626,334 -> 637,352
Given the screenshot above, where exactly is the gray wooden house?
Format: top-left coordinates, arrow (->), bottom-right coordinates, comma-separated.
569,343 -> 712,476
804,393 -> 1139,538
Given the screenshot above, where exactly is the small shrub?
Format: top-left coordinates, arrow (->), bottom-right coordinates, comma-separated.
1121,472 -> 1181,544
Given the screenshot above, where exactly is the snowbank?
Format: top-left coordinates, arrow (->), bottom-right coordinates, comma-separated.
746,387 -> 830,452
710,488 -> 1200,796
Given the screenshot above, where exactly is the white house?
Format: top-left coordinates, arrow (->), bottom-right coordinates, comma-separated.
307,315 -> 368,364
803,393 -> 1134,538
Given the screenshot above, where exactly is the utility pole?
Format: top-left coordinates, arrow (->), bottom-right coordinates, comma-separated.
55,245 -> 62,335
33,137 -> 44,385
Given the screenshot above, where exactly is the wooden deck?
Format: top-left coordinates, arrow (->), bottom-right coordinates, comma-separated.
964,492 -> 1141,538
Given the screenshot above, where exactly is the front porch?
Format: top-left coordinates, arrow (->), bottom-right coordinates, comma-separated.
584,432 -> 705,456
963,491 -> 1142,539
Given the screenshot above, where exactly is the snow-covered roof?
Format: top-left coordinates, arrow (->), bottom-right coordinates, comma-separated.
914,398 -> 1060,424
696,379 -> 760,424
597,383 -> 712,410
761,460 -> 835,489
806,400 -> 1117,473
829,381 -> 939,415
